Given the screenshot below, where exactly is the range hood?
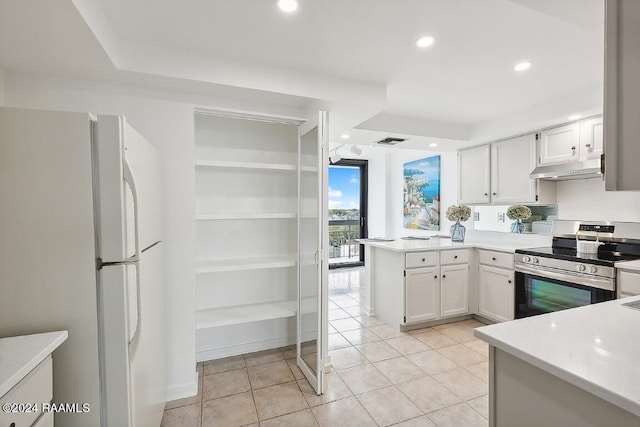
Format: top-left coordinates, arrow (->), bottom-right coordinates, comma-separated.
529,158 -> 603,181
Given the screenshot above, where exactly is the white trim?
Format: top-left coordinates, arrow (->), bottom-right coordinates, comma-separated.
194,107 -> 305,126
165,373 -> 199,402
196,335 -> 296,362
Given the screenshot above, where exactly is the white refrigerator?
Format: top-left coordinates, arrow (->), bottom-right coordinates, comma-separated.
0,107 -> 166,426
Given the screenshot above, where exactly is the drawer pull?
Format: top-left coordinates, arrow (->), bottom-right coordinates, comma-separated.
492,257 -> 497,261
442,274 -> 446,278
434,275 -> 438,279
454,255 -> 458,259
508,280 -> 512,284
421,258 -> 425,262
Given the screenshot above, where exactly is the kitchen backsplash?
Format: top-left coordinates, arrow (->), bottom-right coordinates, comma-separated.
557,178 -> 640,222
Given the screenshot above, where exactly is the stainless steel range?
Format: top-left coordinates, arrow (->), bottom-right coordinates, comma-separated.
514,220 -> 640,318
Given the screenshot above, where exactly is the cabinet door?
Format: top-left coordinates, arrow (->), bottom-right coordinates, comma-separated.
579,117 -> 603,161
405,267 -> 439,323
478,265 -> 514,323
440,264 -> 469,318
458,145 -> 490,204
491,134 -> 536,204
618,270 -> 640,297
538,123 -> 580,165
297,111 -> 328,395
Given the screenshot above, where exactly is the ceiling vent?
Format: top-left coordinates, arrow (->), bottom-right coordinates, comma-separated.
376,137 -> 407,146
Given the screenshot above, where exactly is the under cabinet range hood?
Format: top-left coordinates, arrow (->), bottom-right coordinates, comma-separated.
529,158 -> 603,181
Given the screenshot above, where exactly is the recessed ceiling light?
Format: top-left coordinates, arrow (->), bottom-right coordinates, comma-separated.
429,143 -> 438,148
278,0 -> 298,13
568,114 -> 582,121
416,36 -> 435,48
340,134 -> 350,139
514,62 -> 531,72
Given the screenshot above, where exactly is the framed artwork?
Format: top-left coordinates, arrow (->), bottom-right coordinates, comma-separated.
403,155 -> 441,230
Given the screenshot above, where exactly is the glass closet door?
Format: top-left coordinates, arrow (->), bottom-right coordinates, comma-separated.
297,111 -> 328,394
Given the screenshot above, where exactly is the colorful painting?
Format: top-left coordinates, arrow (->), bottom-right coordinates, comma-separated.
403,155 -> 441,230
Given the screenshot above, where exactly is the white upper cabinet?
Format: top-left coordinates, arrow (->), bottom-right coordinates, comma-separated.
538,123 -> 580,165
604,0 -> 640,190
580,116 -> 604,161
458,145 -> 490,205
491,134 -> 536,204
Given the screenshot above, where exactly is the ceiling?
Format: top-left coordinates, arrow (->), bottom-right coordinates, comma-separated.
0,0 -> 604,150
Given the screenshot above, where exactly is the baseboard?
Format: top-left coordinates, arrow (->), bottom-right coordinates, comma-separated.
196,334 -> 296,362
165,371 -> 199,402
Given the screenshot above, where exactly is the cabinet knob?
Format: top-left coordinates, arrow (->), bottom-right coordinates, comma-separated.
492,192 -> 496,196
454,255 -> 458,259
492,257 -> 497,261
434,275 -> 438,279
571,146 -> 576,152
442,274 -> 446,278
484,193 -> 488,196
508,280 -> 512,284
421,258 -> 426,262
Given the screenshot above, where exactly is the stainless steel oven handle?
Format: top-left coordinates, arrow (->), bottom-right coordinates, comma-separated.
514,263 -> 615,291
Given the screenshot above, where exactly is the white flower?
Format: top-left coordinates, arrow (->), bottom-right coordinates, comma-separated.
446,205 -> 471,222
506,205 -> 532,220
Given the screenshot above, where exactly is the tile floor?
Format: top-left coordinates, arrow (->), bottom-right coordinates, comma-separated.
161,267 -> 490,427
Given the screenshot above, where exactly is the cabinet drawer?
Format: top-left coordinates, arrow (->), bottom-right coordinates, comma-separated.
618,270 -> 640,296
0,356 -> 53,427
478,250 -> 514,269
406,251 -> 438,269
440,249 -> 469,265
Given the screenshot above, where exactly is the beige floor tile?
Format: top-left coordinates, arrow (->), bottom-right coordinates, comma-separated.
298,371 -> 352,407
337,363 -> 392,395
202,368 -> 250,401
161,403 -> 201,427
280,345 -> 297,360
406,350 -> 458,376
165,378 -> 201,410
373,357 -> 425,384
397,376 -> 462,413
328,333 -> 352,350
368,324 -> 407,339
467,394 -> 489,419
411,330 -> 457,349
203,355 -> 245,376
343,306 -> 367,317
311,396 -> 376,427
328,308 -> 351,320
340,328 -> 382,346
465,361 -> 489,382
330,317 -> 363,332
463,339 -> 489,357
202,392 -> 257,427
426,403 -> 488,427
357,386 -> 421,426
433,368 -> 488,401
436,343 -> 486,367
244,349 -> 284,367
328,347 -> 368,370
247,360 -> 295,389
334,297 -> 361,308
253,381 -> 308,421
355,341 -> 401,363
259,409 -> 318,427
385,335 -> 431,355
457,319 -> 487,329
438,326 -> 477,343
390,416 -> 437,427
353,315 -> 385,327
286,357 -> 306,380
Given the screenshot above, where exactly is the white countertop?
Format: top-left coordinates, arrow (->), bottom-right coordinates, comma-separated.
474,297 -> 640,417
360,234 -> 548,254
616,259 -> 640,272
0,331 -> 68,397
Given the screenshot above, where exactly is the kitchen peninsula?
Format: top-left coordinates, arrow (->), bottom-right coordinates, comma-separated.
360,233 -> 550,330
474,297 -> 640,426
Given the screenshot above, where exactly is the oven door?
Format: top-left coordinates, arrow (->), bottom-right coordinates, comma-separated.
514,264 -> 616,319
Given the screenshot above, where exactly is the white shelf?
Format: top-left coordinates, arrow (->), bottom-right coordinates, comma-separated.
196,301 -> 297,329
196,212 -> 296,220
196,256 -> 296,273
195,160 -> 296,171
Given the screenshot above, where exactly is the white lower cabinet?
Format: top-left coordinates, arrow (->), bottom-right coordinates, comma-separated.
405,267 -> 439,323
617,269 -> 640,298
441,263 -> 470,318
478,264 -> 514,323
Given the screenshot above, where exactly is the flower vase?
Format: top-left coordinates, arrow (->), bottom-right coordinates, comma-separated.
511,218 -> 525,234
450,220 -> 466,242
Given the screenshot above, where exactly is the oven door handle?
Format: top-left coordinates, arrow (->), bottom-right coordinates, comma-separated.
514,263 -> 615,291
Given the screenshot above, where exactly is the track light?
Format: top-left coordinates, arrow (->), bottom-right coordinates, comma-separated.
329,153 -> 342,164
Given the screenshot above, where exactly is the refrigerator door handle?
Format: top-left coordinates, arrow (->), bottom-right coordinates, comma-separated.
123,160 -> 142,346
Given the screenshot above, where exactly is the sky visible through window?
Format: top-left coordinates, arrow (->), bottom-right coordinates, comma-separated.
328,166 -> 360,211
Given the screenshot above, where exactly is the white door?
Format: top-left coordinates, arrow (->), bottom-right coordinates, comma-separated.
458,145 -> 490,204
297,111 -> 328,395
491,135 -> 536,204
405,267 -> 440,323
478,265 -> 514,323
440,264 -> 469,318
538,123 -> 580,165
579,117 -> 604,161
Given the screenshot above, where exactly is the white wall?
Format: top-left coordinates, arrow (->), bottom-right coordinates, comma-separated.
2,70 -> 312,401
557,178 -> 640,222
0,69 -> 5,105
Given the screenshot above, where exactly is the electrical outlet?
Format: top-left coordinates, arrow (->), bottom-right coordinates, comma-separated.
474,212 -> 480,221
498,213 -> 506,223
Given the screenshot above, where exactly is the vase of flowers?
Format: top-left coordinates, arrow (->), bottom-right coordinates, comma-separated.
506,205 -> 531,234
446,204 -> 471,242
